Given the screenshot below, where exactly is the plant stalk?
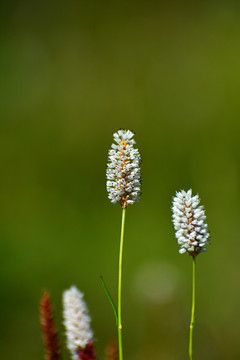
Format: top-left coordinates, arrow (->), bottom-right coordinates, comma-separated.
118,207 -> 126,360
189,256 -> 196,360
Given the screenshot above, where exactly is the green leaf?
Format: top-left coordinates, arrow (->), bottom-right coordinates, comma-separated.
100,275 -> 118,325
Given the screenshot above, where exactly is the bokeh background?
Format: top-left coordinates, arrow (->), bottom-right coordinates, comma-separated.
1,1 -> 240,359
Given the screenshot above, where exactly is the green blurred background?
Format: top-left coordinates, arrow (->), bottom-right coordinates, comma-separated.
1,0 -> 240,359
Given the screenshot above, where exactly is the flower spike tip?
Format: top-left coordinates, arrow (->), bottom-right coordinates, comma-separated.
172,189 -> 209,257
106,129 -> 141,208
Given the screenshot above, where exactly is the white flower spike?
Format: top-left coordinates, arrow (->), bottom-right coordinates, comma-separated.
63,286 -> 94,360
106,129 -> 141,208
172,189 -> 209,256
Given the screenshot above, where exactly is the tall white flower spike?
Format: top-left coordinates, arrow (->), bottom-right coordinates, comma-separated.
172,189 -> 209,256
63,286 -> 94,360
106,129 -> 141,208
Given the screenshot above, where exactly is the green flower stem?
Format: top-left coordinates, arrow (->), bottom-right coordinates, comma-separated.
189,256 -> 196,360
118,207 -> 126,360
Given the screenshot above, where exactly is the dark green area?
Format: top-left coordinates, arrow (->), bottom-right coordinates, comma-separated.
1,1 -> 240,359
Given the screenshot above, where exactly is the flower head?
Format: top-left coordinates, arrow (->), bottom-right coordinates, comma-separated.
40,291 -> 61,360
172,189 -> 209,256
106,129 -> 141,208
63,286 -> 95,360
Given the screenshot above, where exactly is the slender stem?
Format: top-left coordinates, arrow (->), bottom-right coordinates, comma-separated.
118,207 -> 126,360
189,256 -> 196,360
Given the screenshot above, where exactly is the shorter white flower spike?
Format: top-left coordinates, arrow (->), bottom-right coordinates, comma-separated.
172,189 -> 209,256
106,129 -> 141,208
63,286 -> 94,360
